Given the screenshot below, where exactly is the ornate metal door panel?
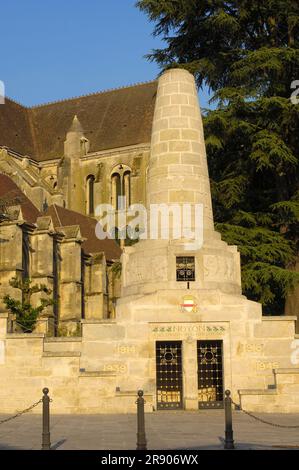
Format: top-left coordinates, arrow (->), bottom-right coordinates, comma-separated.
197,340 -> 224,409
156,341 -> 183,410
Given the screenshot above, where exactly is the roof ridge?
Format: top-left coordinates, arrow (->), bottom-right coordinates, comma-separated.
53,203 -> 62,227
51,203 -> 96,222
4,96 -> 28,109
28,79 -> 157,109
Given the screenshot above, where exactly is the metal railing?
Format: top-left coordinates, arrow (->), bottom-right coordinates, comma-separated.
136,390 -> 147,450
1,388 -> 298,450
0,388 -> 51,450
224,389 -> 299,450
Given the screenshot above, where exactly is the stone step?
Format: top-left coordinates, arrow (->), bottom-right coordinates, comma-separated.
238,368 -> 299,412
44,337 -> 82,342
239,388 -> 277,396
79,370 -> 116,377
43,337 -> 82,354
42,351 -> 81,357
254,316 -> 297,339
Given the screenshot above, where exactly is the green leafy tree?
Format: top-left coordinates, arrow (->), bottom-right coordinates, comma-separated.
137,0 -> 299,313
3,277 -> 53,332
111,261 -> 122,278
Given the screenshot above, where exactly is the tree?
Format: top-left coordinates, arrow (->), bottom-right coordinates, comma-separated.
137,0 -> 299,313
111,261 -> 122,278
3,277 -> 53,332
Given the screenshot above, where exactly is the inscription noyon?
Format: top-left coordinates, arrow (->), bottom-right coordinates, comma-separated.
150,324 -> 227,339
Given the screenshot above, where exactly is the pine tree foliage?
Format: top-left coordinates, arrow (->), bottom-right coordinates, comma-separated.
137,0 -> 299,313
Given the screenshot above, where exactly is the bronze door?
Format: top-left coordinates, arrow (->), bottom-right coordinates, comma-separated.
156,341 -> 183,410
197,340 -> 224,409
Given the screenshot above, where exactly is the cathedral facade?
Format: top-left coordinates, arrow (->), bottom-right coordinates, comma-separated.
0,80 -> 156,333
0,69 -> 299,414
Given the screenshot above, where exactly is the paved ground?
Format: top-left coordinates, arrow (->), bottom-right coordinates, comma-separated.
0,410 -> 299,450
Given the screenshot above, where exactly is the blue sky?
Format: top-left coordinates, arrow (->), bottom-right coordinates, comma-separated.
1,0 -> 210,108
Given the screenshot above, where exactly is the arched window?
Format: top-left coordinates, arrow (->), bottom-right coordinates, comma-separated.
86,175 -> 95,215
111,165 -> 131,210
111,173 -> 121,210
123,171 -> 131,207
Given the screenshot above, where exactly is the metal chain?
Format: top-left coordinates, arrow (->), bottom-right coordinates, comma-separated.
232,399 -> 299,429
0,399 -> 42,425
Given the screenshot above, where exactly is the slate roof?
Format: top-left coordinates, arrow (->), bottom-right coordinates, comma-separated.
0,99 -> 33,158
44,204 -> 122,261
0,81 -> 157,162
0,174 -> 40,223
0,174 -> 121,261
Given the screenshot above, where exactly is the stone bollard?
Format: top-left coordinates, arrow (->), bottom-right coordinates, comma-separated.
42,388 -> 51,450
136,390 -> 147,450
224,390 -> 235,449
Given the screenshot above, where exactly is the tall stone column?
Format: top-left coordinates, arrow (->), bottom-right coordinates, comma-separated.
0,213 -> 23,313
148,68 -> 214,238
84,253 -> 107,321
30,216 -> 56,334
59,225 -> 84,335
121,68 -> 242,296
63,115 -> 89,213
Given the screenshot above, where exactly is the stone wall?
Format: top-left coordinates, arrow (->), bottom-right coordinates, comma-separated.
0,212 -> 109,335
0,291 -> 299,414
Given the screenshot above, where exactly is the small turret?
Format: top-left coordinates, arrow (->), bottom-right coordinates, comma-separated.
64,115 -> 89,157
69,114 -> 84,133
62,115 -> 89,212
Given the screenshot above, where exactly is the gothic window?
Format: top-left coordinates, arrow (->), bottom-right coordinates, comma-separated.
123,171 -> 131,207
111,165 -> 131,210
86,175 -> 95,215
176,256 -> 195,282
111,173 -> 121,210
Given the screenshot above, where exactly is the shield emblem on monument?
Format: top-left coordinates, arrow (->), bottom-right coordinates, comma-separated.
180,295 -> 197,313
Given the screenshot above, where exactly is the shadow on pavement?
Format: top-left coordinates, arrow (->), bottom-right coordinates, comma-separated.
51,439 -> 67,450
0,443 -> 23,450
